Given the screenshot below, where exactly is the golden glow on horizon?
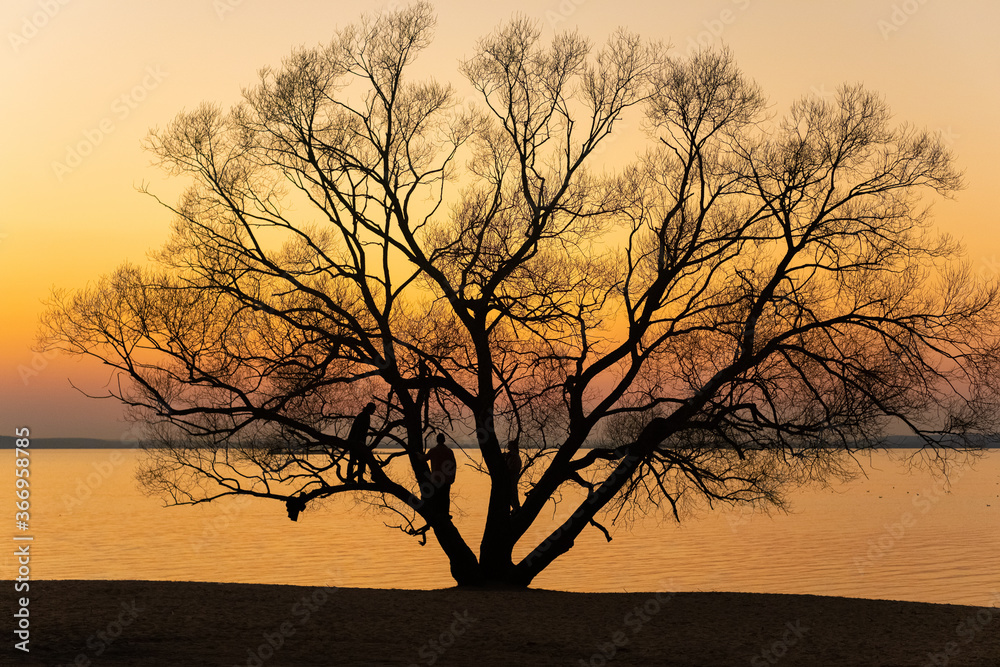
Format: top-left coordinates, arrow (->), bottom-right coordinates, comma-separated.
3,0 -> 999,437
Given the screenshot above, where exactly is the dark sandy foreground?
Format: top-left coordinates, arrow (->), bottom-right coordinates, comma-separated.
5,580 -> 1000,666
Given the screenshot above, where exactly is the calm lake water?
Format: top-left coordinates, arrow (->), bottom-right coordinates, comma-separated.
9,449 -> 1000,607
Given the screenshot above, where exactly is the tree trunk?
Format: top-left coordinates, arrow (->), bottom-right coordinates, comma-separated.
431,519 -> 483,586
514,453 -> 642,586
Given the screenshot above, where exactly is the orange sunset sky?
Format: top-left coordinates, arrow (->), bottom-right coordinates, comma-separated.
2,0 -> 998,439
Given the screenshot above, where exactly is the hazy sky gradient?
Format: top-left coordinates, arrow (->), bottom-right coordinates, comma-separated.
2,0 -> 998,438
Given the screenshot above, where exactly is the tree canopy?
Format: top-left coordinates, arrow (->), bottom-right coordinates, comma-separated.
41,3 -> 1000,586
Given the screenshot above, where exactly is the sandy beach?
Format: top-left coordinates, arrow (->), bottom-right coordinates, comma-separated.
5,580 -> 999,666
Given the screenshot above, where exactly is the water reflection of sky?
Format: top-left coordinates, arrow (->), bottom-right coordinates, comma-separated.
19,449 -> 1000,607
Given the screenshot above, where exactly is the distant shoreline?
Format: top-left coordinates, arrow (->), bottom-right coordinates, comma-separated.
6,579 -> 999,666
3,435 -> 998,450
0,436 -> 141,449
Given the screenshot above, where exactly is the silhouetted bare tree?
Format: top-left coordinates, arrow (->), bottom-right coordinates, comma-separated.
41,4 -> 1000,586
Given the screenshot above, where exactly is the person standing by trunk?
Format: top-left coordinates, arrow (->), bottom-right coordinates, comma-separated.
425,433 -> 457,518
505,440 -> 522,511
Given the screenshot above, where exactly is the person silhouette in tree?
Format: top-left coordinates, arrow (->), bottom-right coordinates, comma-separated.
346,402 -> 377,484
286,495 -> 307,522
425,433 -> 457,518
505,439 -> 523,511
